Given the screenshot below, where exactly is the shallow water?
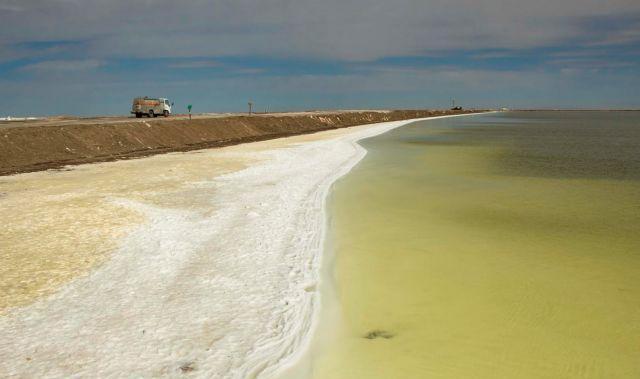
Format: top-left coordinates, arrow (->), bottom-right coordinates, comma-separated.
308,112 -> 640,378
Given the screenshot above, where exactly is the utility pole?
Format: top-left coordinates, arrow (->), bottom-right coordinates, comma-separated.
248,101 -> 253,115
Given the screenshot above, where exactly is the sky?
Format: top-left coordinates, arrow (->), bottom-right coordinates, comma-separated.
1,0 -> 639,116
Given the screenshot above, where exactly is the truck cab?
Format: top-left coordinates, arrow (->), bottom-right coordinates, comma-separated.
132,97 -> 172,118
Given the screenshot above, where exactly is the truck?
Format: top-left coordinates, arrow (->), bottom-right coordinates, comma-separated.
131,97 -> 173,118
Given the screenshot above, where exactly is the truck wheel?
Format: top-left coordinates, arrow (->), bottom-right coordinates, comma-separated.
163,110 -> 169,117
135,113 -> 142,118
148,110 -> 154,118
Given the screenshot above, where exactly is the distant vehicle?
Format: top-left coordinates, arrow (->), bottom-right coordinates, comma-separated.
451,106 -> 463,110
132,97 -> 173,118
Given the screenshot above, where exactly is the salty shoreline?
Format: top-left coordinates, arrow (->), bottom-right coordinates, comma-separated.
0,114 -> 481,378
272,112 -> 489,378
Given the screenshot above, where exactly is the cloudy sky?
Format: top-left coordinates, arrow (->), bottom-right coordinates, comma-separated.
1,0 -> 639,116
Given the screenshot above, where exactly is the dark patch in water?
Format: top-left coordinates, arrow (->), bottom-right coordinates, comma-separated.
364,330 -> 395,339
465,112 -> 640,181
403,139 -> 468,146
397,111 -> 640,181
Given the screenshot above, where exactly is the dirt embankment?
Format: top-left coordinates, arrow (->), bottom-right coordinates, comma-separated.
0,110 -> 482,176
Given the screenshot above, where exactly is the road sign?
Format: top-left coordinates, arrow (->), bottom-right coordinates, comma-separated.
187,104 -> 192,112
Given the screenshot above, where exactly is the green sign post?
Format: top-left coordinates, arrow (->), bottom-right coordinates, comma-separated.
187,104 -> 192,120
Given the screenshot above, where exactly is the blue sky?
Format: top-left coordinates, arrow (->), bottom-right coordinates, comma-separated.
1,0 -> 639,116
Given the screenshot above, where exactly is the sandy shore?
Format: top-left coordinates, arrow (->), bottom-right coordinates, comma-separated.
0,115 -> 477,378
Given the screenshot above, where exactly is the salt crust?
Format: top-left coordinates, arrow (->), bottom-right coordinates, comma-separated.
0,115 -> 475,378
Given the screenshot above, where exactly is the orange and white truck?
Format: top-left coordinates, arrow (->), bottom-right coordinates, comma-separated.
131,97 -> 173,118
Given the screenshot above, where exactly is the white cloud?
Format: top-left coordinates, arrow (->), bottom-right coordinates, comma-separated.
1,0 -> 639,62
587,24 -> 640,46
20,59 -> 104,72
0,4 -> 24,12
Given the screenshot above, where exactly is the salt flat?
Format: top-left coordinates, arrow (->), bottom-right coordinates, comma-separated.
0,118 -> 436,378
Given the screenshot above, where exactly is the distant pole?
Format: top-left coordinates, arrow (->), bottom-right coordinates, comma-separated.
187,104 -> 192,120
452,99 -> 455,109
248,101 -> 253,115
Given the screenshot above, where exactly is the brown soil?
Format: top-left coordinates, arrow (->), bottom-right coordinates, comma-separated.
0,109 -> 483,176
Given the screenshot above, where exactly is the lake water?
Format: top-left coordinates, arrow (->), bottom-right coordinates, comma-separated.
304,112 -> 640,378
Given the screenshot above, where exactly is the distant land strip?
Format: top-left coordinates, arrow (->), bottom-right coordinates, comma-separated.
0,109 -> 484,176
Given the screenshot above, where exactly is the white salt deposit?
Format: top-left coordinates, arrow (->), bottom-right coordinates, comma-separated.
0,116 -> 470,378
0,116 -> 40,121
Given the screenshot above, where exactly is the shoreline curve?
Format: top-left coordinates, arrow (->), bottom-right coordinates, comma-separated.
0,113 -> 487,379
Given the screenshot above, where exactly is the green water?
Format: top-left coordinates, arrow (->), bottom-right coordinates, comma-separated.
310,112 -> 640,378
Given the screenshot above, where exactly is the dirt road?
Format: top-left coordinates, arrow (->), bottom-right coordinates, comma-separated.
0,110 -> 394,129
0,109 -> 484,175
